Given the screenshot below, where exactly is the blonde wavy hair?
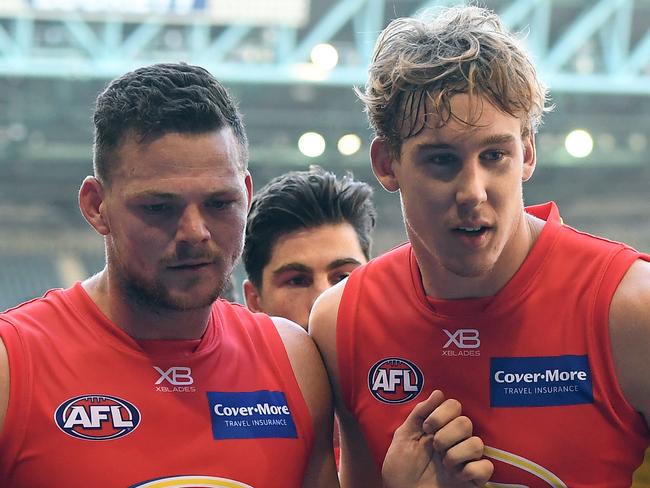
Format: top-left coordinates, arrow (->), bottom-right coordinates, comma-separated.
357,6 -> 552,156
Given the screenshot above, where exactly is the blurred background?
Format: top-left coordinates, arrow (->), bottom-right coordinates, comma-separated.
1,0 -> 649,309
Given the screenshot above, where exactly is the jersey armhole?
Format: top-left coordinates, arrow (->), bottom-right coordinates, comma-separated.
336,268 -> 363,414
591,248 -> 650,428
256,314 -> 315,453
0,317 -> 33,476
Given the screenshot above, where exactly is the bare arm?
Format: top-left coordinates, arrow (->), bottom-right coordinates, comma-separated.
0,338 -> 8,433
309,282 -> 382,487
273,316 -> 339,488
610,258 -> 650,426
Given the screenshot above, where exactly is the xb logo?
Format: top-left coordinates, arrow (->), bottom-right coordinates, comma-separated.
443,329 -> 480,349
154,366 -> 194,386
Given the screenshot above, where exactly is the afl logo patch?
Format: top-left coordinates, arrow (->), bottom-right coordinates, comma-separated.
54,394 -> 141,441
368,357 -> 424,404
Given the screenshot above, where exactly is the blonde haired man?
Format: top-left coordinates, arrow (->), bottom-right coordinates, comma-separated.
311,6 -> 650,487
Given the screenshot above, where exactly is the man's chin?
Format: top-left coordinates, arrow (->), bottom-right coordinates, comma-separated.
444,257 -> 496,279
119,269 -> 226,311
159,289 -> 221,311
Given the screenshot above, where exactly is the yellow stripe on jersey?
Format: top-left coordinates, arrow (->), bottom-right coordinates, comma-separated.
484,445 -> 567,488
133,476 -> 253,488
631,444 -> 650,487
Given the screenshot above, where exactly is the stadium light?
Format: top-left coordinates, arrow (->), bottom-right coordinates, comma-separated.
298,132 -> 326,158
564,129 -> 593,158
337,134 -> 362,156
310,43 -> 339,71
629,133 -> 647,153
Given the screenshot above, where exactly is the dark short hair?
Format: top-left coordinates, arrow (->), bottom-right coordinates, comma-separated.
93,62 -> 248,183
243,166 -> 377,288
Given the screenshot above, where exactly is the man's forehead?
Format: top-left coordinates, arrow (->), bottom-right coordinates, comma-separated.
267,224 -> 366,266
109,139 -> 244,187
116,128 -> 243,166
400,91 -> 524,137
398,97 -> 526,150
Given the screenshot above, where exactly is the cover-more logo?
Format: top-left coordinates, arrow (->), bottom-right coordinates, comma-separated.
154,366 -> 197,393
368,357 -> 424,404
208,390 -> 298,440
442,328 -> 480,357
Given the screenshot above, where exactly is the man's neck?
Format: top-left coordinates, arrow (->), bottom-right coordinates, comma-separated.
81,272 -> 212,340
415,212 -> 545,300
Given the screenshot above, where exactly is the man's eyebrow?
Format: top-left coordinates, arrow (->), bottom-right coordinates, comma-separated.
129,190 -> 234,200
480,133 -> 517,146
130,191 -> 177,200
326,257 -> 364,271
272,263 -> 312,276
413,142 -> 453,151
413,134 -> 517,152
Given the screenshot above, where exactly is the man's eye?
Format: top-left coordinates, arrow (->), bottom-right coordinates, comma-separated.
142,203 -> 170,213
482,150 -> 506,161
428,154 -> 458,165
331,272 -> 351,285
208,200 -> 233,210
286,276 -> 311,287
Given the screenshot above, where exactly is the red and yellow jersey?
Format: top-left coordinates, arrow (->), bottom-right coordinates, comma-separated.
0,283 -> 313,488
338,202 -> 650,487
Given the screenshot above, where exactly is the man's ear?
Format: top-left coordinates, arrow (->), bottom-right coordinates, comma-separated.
522,132 -> 537,182
243,279 -> 263,313
79,176 -> 110,236
370,137 -> 400,192
244,171 -> 253,210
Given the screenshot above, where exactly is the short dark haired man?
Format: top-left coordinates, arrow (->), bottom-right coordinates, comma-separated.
0,63 -> 337,487
243,166 -> 376,329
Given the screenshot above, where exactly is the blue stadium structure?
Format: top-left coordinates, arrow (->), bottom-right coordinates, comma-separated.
0,0 -> 649,94
0,0 -> 649,307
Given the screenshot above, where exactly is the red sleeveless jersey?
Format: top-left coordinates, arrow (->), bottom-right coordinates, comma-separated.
338,202 -> 650,487
0,283 -> 313,488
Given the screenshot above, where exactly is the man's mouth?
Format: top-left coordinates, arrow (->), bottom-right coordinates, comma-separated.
454,226 -> 490,236
168,260 -> 213,269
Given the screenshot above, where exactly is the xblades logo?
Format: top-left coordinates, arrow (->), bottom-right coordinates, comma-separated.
154,366 -> 193,385
442,329 -> 481,357
154,366 -> 197,392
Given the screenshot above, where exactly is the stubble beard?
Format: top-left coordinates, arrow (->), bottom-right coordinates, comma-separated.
110,255 -> 229,313
122,270 -> 226,312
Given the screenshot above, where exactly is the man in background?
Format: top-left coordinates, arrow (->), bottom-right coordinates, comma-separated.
242,166 -> 376,330
241,166 -> 376,469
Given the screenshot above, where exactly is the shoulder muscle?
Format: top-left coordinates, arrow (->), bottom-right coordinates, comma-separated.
610,258 -> 650,420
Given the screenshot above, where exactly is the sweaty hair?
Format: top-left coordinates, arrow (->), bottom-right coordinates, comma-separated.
93,62 -> 248,183
243,166 -> 377,289
357,5 -> 552,157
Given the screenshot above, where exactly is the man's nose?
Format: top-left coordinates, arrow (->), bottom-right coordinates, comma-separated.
455,160 -> 488,208
313,275 -> 332,298
176,205 -> 211,244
